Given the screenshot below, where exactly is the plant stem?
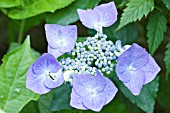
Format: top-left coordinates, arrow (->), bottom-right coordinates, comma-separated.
18,19 -> 25,43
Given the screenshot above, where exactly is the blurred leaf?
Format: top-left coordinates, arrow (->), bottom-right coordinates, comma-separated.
77,37 -> 88,42
117,0 -> 154,30
83,98 -> 129,113
8,42 -> 41,58
113,75 -> 159,113
162,0 -> 170,11
20,101 -> 40,113
46,0 -> 101,25
164,42 -> 170,78
147,12 -> 167,55
7,0 -> 76,19
0,36 -> 39,113
49,83 -> 73,111
0,0 -> 20,8
104,21 -> 138,45
157,76 -> 170,108
38,91 -> 53,113
58,110 -> 76,113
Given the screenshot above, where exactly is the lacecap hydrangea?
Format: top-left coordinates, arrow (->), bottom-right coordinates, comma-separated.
26,2 -> 160,112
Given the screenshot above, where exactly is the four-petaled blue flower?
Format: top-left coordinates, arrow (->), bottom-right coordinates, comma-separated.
26,53 -> 64,94
45,24 -> 77,58
116,44 -> 161,95
70,71 -> 118,112
77,2 -> 117,33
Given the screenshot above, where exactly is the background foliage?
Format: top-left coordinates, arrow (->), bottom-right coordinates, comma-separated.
0,0 -> 170,113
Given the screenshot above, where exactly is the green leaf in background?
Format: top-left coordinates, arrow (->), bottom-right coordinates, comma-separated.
164,42 -> 170,78
0,0 -> 20,8
58,110 -> 76,113
104,21 -> 138,45
7,0 -> 76,19
117,0 -> 154,30
147,13 -> 167,55
162,0 -> 170,11
20,101 -> 40,113
46,0 -> 101,25
113,75 -> 159,113
157,76 -> 170,108
0,36 -> 39,113
83,98 -> 129,113
49,83 -> 73,111
38,91 -> 53,113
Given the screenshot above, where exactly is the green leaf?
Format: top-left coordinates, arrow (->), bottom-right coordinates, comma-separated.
7,0 -> 76,19
46,0 -> 101,25
0,36 -> 39,113
38,91 -> 53,113
164,42 -> 170,78
0,0 -> 20,8
104,21 -> 138,45
83,98 -> 129,113
162,0 -> 170,11
117,0 -> 154,30
77,37 -> 88,42
147,13 -> 167,55
49,83 -> 73,111
113,75 -> 159,113
20,101 -> 40,113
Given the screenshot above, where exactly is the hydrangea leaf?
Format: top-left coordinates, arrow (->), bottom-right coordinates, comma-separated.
157,76 -> 170,108
104,21 -> 138,45
19,101 -> 40,113
0,36 -> 39,113
46,0 -> 101,25
164,42 -> 170,78
0,0 -> 20,8
7,0 -> 76,19
147,13 -> 167,55
162,0 -> 170,11
117,0 -> 154,30
49,83 -> 73,111
113,75 -> 159,113
38,92 -> 53,113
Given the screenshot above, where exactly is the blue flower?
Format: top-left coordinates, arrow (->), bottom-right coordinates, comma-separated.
45,24 -> 77,58
70,71 -> 118,112
77,2 -> 117,33
26,53 -> 64,94
116,44 -> 161,95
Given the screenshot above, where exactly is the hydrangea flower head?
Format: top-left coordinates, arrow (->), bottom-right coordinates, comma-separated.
70,71 -> 118,112
77,2 -> 117,33
116,44 -> 161,95
26,53 -> 64,94
45,24 -> 77,58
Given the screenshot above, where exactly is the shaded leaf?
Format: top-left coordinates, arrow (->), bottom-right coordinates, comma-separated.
46,0 -> 101,25
0,36 -> 39,113
49,83 -> 73,111
113,75 -> 159,113
117,0 -> 154,30
164,42 -> 170,78
147,12 -> 167,55
20,101 -> 40,113
7,0 -> 76,19
162,0 -> 170,11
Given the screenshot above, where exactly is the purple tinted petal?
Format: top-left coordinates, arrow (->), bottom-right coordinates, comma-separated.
77,9 -> 100,29
45,24 -> 77,53
48,45 -> 64,58
116,56 -> 132,83
26,66 -> 51,94
32,53 -> 60,75
82,93 -> 106,112
70,89 -> 88,110
44,69 -> 64,88
103,77 -> 118,105
130,43 -> 149,68
94,2 -> 117,27
124,69 -> 145,95
72,71 -> 105,97
142,55 -> 161,84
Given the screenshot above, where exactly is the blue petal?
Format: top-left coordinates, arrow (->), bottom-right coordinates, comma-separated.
26,66 -> 51,94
